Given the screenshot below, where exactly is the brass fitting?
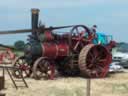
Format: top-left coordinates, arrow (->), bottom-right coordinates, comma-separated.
31,8 -> 40,14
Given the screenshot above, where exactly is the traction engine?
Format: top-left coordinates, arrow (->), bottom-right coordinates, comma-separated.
6,9 -> 116,79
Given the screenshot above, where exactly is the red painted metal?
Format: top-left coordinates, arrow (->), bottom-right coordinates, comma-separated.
0,53 -> 4,64
106,40 -> 116,51
12,56 -> 30,78
79,44 -> 111,78
41,43 -> 69,58
49,64 -> 55,80
44,31 -> 54,41
57,43 -> 69,56
0,48 -> 15,64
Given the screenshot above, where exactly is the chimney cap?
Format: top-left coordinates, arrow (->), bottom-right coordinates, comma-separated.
31,8 -> 40,14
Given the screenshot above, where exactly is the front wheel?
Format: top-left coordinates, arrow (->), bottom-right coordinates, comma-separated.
33,57 -> 55,80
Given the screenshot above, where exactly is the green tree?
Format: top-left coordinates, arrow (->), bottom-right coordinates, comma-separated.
14,40 -> 25,51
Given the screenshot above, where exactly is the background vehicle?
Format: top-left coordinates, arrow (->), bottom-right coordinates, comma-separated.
109,62 -> 124,72
112,52 -> 128,68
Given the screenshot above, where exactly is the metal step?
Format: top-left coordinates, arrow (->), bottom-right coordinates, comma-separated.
0,65 -> 28,89
14,80 -> 25,82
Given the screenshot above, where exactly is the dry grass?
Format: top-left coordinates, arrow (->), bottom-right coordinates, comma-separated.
1,72 -> 128,96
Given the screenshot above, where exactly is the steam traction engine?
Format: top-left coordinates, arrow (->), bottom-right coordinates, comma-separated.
10,9 -> 115,79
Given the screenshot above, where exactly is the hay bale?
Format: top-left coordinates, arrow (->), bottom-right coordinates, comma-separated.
0,76 -> 4,90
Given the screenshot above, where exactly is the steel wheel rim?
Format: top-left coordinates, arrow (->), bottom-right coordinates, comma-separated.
79,44 -> 111,78
33,57 -> 51,80
86,45 -> 109,77
12,56 -> 30,78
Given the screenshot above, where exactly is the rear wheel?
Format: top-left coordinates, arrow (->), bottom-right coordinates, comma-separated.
79,44 -> 112,78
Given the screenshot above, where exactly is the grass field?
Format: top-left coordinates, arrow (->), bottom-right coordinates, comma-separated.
1,72 -> 128,96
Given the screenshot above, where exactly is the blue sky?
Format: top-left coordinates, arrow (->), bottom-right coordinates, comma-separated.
0,0 -> 128,45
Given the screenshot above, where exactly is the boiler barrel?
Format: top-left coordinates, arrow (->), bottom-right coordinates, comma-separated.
24,42 -> 69,59
41,43 -> 69,58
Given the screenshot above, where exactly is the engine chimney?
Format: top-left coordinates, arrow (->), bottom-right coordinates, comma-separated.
31,8 -> 40,36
